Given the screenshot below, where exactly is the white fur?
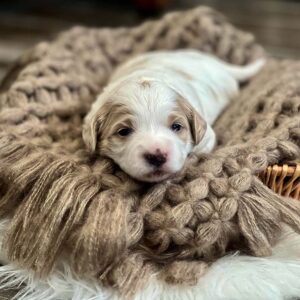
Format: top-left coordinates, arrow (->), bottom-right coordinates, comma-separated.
0,218 -> 300,300
84,50 -> 265,182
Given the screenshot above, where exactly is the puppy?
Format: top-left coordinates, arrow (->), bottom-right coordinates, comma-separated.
83,50 -> 265,182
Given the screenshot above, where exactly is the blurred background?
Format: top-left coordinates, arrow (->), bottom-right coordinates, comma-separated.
0,0 -> 299,81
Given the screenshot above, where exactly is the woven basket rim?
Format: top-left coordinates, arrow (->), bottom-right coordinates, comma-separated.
260,163 -> 300,200
264,163 -> 300,177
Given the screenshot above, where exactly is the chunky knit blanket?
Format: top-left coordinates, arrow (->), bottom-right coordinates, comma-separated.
1,6 -> 300,298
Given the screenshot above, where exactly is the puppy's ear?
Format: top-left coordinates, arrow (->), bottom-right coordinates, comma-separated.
82,100 -> 111,152
190,108 -> 207,145
82,114 -> 100,153
178,96 -> 207,145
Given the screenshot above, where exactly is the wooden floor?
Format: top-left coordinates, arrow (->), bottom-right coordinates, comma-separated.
0,0 -> 300,81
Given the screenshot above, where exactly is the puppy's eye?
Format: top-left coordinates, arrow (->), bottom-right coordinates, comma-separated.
117,127 -> 133,137
171,122 -> 183,132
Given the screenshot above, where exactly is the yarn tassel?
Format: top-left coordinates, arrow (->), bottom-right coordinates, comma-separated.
5,162 -> 100,276
238,194 -> 278,256
105,253 -> 156,298
238,177 -> 300,256
0,145 -> 54,216
71,189 -> 130,277
252,177 -> 300,231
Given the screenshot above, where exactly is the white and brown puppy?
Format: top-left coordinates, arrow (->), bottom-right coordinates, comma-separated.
83,50 -> 265,182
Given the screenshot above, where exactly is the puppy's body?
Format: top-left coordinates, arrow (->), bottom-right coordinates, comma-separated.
112,50 -> 262,124
111,51 -> 264,154
83,50 -> 265,181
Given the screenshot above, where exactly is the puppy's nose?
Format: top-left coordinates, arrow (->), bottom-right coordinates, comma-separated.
144,152 -> 167,167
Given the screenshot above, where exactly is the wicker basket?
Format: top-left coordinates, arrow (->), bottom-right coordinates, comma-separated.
260,164 -> 300,200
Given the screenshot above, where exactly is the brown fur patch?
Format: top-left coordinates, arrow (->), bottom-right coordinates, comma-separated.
83,101 -> 134,154
168,108 -> 192,144
176,97 -> 207,145
97,102 -> 134,156
140,79 -> 151,88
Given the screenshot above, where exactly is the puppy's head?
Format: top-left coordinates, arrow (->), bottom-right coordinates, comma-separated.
83,79 -> 206,182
